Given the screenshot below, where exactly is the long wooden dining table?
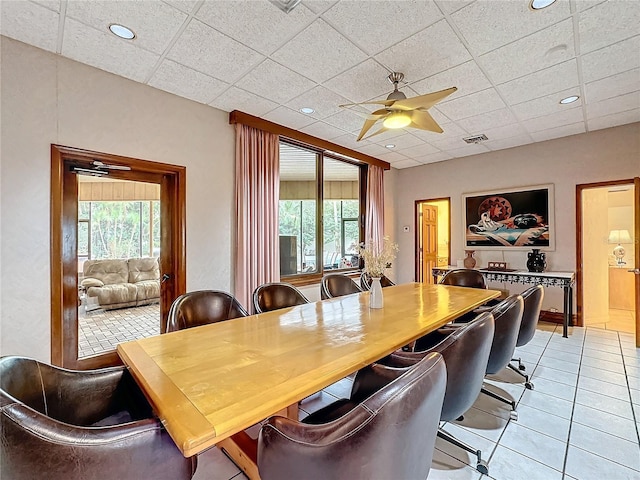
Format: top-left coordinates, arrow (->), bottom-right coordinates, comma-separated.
117,282 -> 500,477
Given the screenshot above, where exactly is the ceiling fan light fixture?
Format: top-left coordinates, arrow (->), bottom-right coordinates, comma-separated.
383,111 -> 412,129
529,0 -> 557,10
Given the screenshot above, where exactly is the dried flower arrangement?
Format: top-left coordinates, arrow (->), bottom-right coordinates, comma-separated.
359,236 -> 399,278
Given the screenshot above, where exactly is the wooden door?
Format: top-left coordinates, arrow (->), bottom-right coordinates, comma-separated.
422,204 -> 438,284
634,177 -> 640,347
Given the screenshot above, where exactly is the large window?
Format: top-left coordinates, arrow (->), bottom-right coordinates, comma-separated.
279,141 -> 363,278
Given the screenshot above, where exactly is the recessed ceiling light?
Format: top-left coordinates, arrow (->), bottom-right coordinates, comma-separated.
559,95 -> 579,104
529,0 -> 557,10
299,107 -> 314,114
109,24 -> 136,40
385,144 -> 396,149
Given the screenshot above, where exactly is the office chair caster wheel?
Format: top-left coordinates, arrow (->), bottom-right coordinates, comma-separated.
519,364 -> 526,371
476,460 -> 489,475
525,381 -> 534,390
510,410 -> 518,421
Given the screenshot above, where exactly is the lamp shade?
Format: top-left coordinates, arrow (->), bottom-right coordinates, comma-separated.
383,111 -> 412,129
608,229 -> 632,244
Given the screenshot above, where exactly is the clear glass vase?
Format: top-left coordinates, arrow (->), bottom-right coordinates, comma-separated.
370,277 -> 384,309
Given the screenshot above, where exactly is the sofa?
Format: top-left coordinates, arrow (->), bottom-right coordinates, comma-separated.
81,258 -> 160,310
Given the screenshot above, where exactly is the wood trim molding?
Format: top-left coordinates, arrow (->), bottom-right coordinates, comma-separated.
229,110 -> 391,171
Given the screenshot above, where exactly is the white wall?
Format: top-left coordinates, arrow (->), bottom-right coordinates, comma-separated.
393,123 -> 640,311
1,38 -> 236,361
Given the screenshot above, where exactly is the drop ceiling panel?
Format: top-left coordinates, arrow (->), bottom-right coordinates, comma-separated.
446,143 -> 490,158
271,19 -> 367,83
163,1 -> 200,14
167,19 -> 264,83
437,88 -> 506,120
323,108 -> 369,133
264,106 -> 317,129
456,108 -> 520,132
396,142 -> 441,158
484,134 -> 534,151
209,86 -> 278,117
195,1 -> 316,56
435,0 -> 473,15
235,59 -> 315,104
451,0 -> 571,56
1,1 -> 59,53
148,59 -> 228,104
522,106 -> 585,132
585,91 -> 640,119
479,19 -> 575,84
286,86 -> 351,120
578,0 -> 640,54
354,142 -> 390,157
587,108 -> 640,131
413,151 -> 453,164
581,35 -> 640,83
410,61 -> 492,100
300,121 -> 347,140
392,159 -> 421,169
585,68 -> 640,104
530,122 -> 586,142
322,0 -> 442,55
374,133 -> 424,150
511,87 -> 582,121
374,20 -> 472,82
497,59 -> 579,104
302,0 -> 338,14
323,59 -> 394,102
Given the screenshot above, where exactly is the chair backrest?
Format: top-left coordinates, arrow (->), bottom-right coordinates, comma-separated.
253,283 -> 310,314
360,272 -> 396,291
440,268 -> 487,289
257,352 -> 446,480
517,285 -> 544,347
320,273 -> 363,300
166,290 -> 248,332
486,294 -> 524,374
389,312 -> 495,422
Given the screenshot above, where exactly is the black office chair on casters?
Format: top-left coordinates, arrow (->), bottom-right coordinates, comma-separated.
508,285 -> 544,389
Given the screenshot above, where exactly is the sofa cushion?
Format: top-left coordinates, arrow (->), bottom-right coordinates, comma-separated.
86,283 -> 137,307
135,280 -> 160,302
83,259 -> 129,285
128,257 -> 160,283
81,278 -> 104,288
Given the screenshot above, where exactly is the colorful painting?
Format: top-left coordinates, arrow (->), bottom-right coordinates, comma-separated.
463,185 -> 554,250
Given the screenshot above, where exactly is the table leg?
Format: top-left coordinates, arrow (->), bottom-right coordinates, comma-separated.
562,285 -> 571,338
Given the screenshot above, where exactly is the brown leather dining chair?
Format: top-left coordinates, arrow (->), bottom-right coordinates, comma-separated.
166,290 -> 249,332
252,282 -> 310,314
257,352 -> 447,480
0,356 -> 197,480
320,273 -> 363,300
359,272 -> 396,290
440,268 -> 487,289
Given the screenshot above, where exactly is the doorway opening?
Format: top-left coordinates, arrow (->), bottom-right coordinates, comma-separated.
415,198 -> 451,284
51,145 -> 186,369
577,178 -> 639,343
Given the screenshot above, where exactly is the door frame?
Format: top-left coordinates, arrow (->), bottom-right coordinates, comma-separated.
575,177 -> 639,342
414,197 -> 451,283
51,145 -> 186,369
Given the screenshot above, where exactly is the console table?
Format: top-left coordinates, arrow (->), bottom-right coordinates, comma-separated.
432,267 -> 576,338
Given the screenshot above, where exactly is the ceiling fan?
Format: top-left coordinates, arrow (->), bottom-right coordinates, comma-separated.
340,72 -> 457,141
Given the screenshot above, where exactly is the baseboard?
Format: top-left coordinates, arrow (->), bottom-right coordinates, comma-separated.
540,310 -> 577,326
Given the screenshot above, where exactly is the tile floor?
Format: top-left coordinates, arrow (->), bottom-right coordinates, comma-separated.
584,308 -> 636,334
78,303 -> 160,357
192,322 -> 640,480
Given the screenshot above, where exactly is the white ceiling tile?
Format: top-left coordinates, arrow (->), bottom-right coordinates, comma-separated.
451,0 -> 571,56
65,0 -> 187,54
456,108 -> 520,132
235,59 -> 316,104
522,107 -> 585,132
271,19 -> 367,83
375,20 -> 472,81
32,0 -> 60,11
163,0 -> 199,13
484,134 -> 533,151
511,87 -> 582,121
1,0 -> 59,53
302,0 -> 338,13
353,142 -> 390,157
576,0 -> 607,11
445,143 -> 490,157
61,18 -> 160,82
585,68 -> 640,104
391,159 -> 421,169
300,121 -> 347,140
428,135 -> 468,150
437,88 -> 506,120
530,122 -> 586,141
167,19 -> 263,83
264,106 -> 317,129
581,35 -> 640,83
413,151 -> 453,164
435,0 -> 474,15
286,86 -> 351,120
378,150 -> 409,162
373,133 -> 424,150
323,108 -> 372,134
332,133 -> 371,150
148,59 -> 228,104
361,127 -> 410,143
480,123 -> 528,141
195,1 -> 315,56
578,0 -> 640,54
479,19 -> 575,84
394,141 -> 441,157
411,121 -> 468,142
324,59 -> 394,102
497,59 -> 579,105
586,91 -> 640,119
410,61 -> 492,100
209,86 -> 278,117
587,108 -> 640,131
322,0 -> 442,55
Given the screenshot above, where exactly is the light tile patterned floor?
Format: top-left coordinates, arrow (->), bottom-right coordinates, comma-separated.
78,303 -> 160,358
192,322 -> 640,480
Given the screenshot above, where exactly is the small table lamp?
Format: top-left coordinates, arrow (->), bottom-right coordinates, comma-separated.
608,229 -> 632,266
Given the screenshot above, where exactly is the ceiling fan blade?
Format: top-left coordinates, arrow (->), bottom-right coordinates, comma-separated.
340,99 -> 396,108
410,110 -> 444,133
370,108 -> 389,116
356,116 -> 383,141
392,86 -> 458,111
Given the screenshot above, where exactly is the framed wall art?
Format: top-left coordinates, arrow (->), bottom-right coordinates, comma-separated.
463,184 -> 554,250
